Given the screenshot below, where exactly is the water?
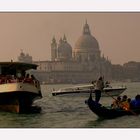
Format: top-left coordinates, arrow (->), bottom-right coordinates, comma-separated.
0,82 -> 140,128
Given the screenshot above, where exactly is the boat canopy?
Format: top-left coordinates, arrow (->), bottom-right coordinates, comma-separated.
0,62 -> 38,76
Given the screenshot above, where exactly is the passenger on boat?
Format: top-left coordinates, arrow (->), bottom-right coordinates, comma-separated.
130,94 -> 140,109
127,98 -> 131,104
120,95 -> 132,111
31,74 -> 39,87
31,74 -> 35,80
11,75 -> 18,83
111,96 -> 121,109
135,95 -> 140,108
105,81 -> 110,88
94,76 -> 104,103
121,95 -> 127,102
0,75 -> 5,84
23,74 -> 33,84
91,80 -> 96,85
122,98 -> 131,111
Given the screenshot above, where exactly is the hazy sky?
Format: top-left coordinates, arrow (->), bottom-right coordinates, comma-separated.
0,12 -> 140,65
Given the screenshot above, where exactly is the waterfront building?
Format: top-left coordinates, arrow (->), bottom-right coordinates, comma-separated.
18,50 -> 32,63
18,21 -> 112,83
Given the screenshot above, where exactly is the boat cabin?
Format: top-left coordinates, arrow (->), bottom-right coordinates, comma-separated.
0,62 -> 37,76
0,62 -> 38,85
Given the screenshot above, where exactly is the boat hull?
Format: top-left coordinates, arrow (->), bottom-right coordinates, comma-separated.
0,83 -> 42,113
52,87 -> 126,97
86,94 -> 139,119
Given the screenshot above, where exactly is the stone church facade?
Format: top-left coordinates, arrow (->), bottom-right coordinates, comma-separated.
18,21 -> 112,83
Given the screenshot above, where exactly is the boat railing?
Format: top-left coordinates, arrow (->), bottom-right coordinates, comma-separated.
0,76 -> 40,88
57,85 -> 95,92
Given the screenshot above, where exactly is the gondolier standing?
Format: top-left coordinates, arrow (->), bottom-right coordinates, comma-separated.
95,76 -> 104,103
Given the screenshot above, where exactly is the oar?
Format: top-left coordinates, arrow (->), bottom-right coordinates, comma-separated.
104,91 -> 138,116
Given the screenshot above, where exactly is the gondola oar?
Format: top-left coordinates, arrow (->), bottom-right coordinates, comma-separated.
104,91 -> 138,116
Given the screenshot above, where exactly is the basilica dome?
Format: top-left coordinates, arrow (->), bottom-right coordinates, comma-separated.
74,22 -> 99,53
74,21 -> 101,62
75,34 -> 99,52
57,35 -> 72,61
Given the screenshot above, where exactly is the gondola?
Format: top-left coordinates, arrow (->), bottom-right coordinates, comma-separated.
86,94 -> 140,119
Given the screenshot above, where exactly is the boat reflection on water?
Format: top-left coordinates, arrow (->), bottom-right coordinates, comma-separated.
85,118 -> 105,128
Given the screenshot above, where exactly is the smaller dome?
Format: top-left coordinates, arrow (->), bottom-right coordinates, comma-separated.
20,50 -> 25,56
57,36 -> 72,60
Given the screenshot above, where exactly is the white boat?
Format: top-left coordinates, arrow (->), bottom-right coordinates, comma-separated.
51,84 -> 127,97
0,62 -> 42,113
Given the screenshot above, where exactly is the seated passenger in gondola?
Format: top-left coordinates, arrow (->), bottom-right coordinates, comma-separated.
112,95 -> 131,111
111,96 -> 121,109
127,98 -> 131,108
120,95 -> 130,111
121,95 -> 127,102
130,97 -> 136,109
130,94 -> 140,109
135,95 -> 140,108
121,98 -> 131,111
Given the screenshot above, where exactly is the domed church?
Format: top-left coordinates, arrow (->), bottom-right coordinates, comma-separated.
51,35 -> 72,61
31,21 -> 112,83
73,20 -> 101,63
51,21 -> 101,64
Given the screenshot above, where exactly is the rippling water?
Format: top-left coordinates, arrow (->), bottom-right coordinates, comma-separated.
0,82 -> 140,128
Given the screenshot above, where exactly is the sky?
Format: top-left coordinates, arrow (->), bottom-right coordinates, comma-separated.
0,12 -> 140,65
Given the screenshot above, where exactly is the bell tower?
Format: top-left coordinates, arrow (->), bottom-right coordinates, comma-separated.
51,36 -> 57,61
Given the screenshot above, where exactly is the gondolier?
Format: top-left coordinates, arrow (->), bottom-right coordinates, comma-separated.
94,76 -> 104,103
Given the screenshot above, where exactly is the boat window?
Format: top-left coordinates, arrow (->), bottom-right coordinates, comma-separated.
1,67 -> 16,75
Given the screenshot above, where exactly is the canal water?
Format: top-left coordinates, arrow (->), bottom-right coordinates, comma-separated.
0,82 -> 140,128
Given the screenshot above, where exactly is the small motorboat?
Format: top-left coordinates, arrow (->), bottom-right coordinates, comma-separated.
86,94 -> 139,119
52,84 -> 126,97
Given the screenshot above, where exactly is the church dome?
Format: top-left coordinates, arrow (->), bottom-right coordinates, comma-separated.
75,34 -> 99,52
74,21 -> 99,53
57,35 -> 72,61
73,21 -> 101,62
20,50 -> 25,56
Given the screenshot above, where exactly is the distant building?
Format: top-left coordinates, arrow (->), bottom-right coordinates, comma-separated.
17,22 -> 140,83
18,50 -> 32,63
123,61 -> 140,82
31,21 -> 112,83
